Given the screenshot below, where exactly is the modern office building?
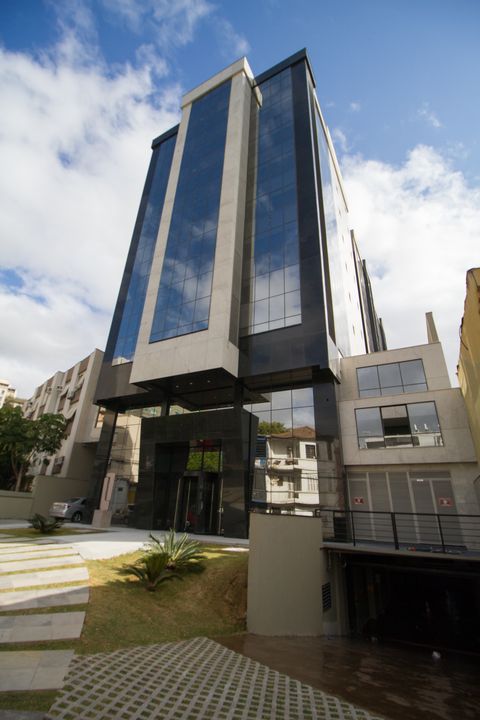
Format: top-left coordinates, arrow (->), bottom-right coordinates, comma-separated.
91,49 -> 386,537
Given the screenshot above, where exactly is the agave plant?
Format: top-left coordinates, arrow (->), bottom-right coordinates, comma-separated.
122,553 -> 180,592
145,529 -> 205,571
29,513 -> 62,534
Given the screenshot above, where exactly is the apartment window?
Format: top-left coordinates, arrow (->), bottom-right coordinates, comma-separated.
305,444 -> 316,459
357,359 -> 427,398
356,401 -> 443,449
52,456 -> 64,475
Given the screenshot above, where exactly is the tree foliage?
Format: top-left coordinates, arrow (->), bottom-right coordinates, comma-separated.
257,421 -> 287,436
0,406 -> 66,492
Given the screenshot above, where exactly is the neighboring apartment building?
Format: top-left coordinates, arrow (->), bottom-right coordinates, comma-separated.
458,268 -> 480,471
339,313 -> 479,521
89,49 -> 385,536
0,380 -> 23,409
24,350 -> 104,481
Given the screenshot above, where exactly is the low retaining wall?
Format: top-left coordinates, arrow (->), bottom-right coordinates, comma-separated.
0,489 -> 34,519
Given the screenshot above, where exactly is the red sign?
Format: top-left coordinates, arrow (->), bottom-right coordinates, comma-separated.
438,497 -> 453,507
353,497 -> 365,505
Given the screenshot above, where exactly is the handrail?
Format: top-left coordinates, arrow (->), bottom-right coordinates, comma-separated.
319,508 -> 480,555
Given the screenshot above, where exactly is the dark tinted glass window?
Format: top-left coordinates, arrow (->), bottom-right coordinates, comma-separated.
112,135 -> 176,364
150,81 -> 231,342
240,68 -> 301,335
400,360 -> 427,392
357,359 -> 427,397
355,408 -> 384,448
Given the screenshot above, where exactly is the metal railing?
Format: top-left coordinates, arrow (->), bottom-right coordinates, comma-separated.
320,508 -> 480,555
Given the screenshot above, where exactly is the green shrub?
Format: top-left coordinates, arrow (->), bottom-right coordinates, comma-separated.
122,553 -> 180,592
29,513 -> 63,534
145,529 -> 205,571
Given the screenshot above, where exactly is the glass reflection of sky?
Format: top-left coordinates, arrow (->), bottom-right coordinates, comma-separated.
150,81 -> 231,343
111,134 -> 176,364
240,68 -> 301,336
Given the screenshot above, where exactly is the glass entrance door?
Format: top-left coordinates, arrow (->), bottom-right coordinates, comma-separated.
177,472 -> 221,534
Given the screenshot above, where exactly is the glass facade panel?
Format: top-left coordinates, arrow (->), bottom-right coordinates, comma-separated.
355,408 -> 384,449
356,402 -> 443,448
240,68 -> 301,335
112,135 -> 176,364
378,363 -> 402,391
400,360 -> 428,391
150,81 -> 231,342
315,111 -> 350,355
357,360 -> 428,397
248,386 -> 320,511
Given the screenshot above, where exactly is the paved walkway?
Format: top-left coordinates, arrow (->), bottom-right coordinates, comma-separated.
0,536 -> 89,692
46,636 -> 383,720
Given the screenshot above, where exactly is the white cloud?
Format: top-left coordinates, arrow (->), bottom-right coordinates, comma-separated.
343,145 -> 480,384
101,0 -> 214,47
349,101 -> 361,112
213,18 -> 250,58
417,102 -> 443,129
332,128 -> 349,153
0,27 -> 180,397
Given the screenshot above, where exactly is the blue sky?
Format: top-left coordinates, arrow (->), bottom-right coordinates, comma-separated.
0,0 -> 479,396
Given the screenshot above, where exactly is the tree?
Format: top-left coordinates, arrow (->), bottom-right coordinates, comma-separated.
0,406 -> 66,492
257,421 -> 287,436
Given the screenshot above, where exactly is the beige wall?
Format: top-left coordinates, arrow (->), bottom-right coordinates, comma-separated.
247,513 -> 347,636
30,476 -> 90,517
338,342 -> 451,402
339,387 -> 477,467
338,343 -> 476,467
458,268 -> 480,465
0,490 -> 33,519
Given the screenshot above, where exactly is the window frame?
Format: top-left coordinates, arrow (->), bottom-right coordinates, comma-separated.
355,401 -> 443,450
356,359 -> 427,398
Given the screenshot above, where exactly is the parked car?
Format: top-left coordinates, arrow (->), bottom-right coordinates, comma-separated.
49,497 -> 88,523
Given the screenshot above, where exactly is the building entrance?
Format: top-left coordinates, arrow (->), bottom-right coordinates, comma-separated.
177,472 -> 222,535
346,554 -> 480,654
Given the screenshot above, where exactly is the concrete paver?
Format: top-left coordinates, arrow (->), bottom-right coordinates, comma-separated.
46,637 -> 383,720
0,585 -> 89,611
0,548 -> 76,561
0,555 -> 82,573
0,611 -> 85,643
0,566 -> 88,590
0,650 -> 74,691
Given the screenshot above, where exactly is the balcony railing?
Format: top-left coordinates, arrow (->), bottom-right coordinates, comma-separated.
320,508 -> 480,555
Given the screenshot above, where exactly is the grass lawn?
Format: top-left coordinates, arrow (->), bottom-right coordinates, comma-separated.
0,543 -> 248,713
78,545 -> 248,654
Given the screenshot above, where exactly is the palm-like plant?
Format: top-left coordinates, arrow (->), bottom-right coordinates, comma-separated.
122,553 -> 179,592
30,513 -> 62,534
145,529 -> 205,570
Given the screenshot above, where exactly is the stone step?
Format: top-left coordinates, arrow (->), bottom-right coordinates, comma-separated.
0,548 -> 76,562
0,567 -> 88,591
0,543 -> 72,561
0,611 -> 85,643
0,555 -> 82,574
0,649 -> 74,691
0,585 -> 89,612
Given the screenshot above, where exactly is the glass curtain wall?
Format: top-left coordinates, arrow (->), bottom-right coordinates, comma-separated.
314,110 -> 352,356
150,81 -> 231,342
240,68 -> 301,335
245,387 -> 321,512
112,135 -> 176,364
